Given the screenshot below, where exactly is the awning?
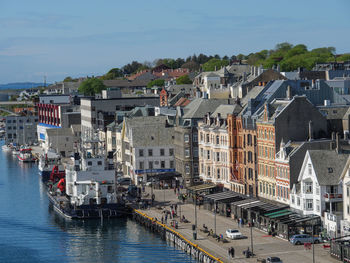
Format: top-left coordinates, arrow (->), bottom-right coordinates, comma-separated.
204,191 -> 244,203
269,211 -> 294,219
187,183 -> 216,192
264,209 -> 290,217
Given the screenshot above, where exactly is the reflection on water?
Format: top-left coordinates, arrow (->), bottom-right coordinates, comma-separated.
0,144 -> 196,263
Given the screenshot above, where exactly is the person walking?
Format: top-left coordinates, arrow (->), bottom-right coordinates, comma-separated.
175,204 -> 177,215
231,247 -> 235,258
165,213 -> 168,224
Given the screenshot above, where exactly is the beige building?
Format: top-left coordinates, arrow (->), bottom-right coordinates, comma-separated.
198,105 -> 237,189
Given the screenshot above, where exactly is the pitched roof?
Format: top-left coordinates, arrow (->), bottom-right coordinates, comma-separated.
308,150 -> 348,185
174,97 -> 191,107
211,104 -> 242,118
182,98 -> 228,119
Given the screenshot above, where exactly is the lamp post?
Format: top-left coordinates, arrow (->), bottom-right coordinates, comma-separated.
312,223 -> 315,263
214,201 -> 217,237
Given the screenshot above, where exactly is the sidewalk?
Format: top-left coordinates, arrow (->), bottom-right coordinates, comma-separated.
138,187 -> 337,263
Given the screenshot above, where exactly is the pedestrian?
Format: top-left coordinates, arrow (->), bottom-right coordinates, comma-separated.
174,187 -> 176,194
165,214 -> 168,224
175,204 -> 177,214
171,209 -> 175,219
238,218 -> 242,228
228,247 -> 231,260
231,247 -> 235,258
161,216 -> 164,224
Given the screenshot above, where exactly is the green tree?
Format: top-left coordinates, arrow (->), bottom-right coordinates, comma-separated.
176,75 -> 192,85
147,79 -> 165,89
336,53 -> 350,62
78,78 -> 106,96
202,58 -> 229,71
63,76 -> 74,82
181,61 -> 200,71
101,68 -> 123,80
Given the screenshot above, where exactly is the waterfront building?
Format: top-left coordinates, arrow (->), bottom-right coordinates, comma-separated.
290,147 -> 348,238
174,98 -> 229,187
256,96 -> 328,201
117,116 -> 175,185
198,104 -> 242,190
80,96 -> 159,140
36,95 -> 80,147
340,156 -> 350,237
5,113 -> 38,145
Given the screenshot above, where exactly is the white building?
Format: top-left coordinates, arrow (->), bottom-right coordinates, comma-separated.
117,116 -> 175,185
340,156 -> 350,237
290,149 -> 348,238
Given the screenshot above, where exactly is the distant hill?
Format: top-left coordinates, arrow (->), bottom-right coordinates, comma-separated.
0,82 -> 50,90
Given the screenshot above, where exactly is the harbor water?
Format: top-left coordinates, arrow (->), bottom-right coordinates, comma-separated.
0,144 -> 196,263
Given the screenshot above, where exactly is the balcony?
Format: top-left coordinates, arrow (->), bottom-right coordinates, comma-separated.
324,193 -> 342,202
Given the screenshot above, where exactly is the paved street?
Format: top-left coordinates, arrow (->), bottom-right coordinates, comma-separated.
138,187 -> 338,263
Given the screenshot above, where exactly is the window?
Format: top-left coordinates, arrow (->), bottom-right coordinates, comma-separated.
206,134 -> 210,143
297,197 -> 300,206
216,135 -> 219,145
194,163 -> 199,174
185,148 -> 190,157
216,152 -> 220,162
184,134 -> 190,143
292,195 -> 295,204
185,164 -> 190,174
316,200 -> 320,212
170,161 -> 174,169
149,161 -> 153,169
207,166 -> 211,177
217,168 -> 220,179
306,164 -> 312,176
304,182 -> 313,194
161,161 -> 165,168
193,134 -> 198,142
88,161 -> 92,166
139,161 -> 144,169
207,150 -> 210,160
200,148 -> 203,157
160,149 -> 165,156
193,148 -> 198,157
148,149 -> 153,156
200,132 -> 203,142
97,161 -> 102,165
305,199 -> 313,211
139,149 -> 144,157
169,148 -> 174,156
347,187 -> 350,197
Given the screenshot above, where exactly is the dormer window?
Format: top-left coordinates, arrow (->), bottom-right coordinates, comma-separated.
88,161 -> 92,166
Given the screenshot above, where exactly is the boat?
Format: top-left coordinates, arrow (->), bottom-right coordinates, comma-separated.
12,146 -> 20,156
17,147 -> 36,162
38,151 -> 64,182
46,136 -> 131,219
2,143 -> 16,152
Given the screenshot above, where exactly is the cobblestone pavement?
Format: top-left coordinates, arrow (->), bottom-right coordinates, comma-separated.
137,187 -> 338,263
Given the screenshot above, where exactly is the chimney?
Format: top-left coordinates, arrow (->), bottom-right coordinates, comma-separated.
308,120 -> 313,141
286,85 -> 292,100
336,132 -> 341,154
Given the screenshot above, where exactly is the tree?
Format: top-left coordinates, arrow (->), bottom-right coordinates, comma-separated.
147,79 -> 165,89
202,58 -> 229,71
181,61 -> 200,71
176,75 -> 192,85
63,76 -> 74,82
101,68 -> 123,80
78,78 -> 106,96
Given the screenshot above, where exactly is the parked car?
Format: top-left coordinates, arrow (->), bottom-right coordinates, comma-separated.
117,177 -> 131,185
225,229 -> 243,239
289,234 -> 322,245
266,256 -> 283,263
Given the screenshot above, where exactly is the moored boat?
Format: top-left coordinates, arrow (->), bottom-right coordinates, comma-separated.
17,147 -> 36,162
46,136 -> 131,219
38,151 -> 64,182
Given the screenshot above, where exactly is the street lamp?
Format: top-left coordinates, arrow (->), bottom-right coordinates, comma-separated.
214,201 -> 217,237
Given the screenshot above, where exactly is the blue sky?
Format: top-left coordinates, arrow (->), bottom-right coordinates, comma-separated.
0,0 -> 349,83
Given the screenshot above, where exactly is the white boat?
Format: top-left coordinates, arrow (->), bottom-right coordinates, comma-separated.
2,143 -> 15,152
46,135 -> 130,219
38,151 -> 63,182
17,147 -> 36,162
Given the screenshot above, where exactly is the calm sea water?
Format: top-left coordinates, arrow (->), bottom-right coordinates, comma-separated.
0,144 -> 196,263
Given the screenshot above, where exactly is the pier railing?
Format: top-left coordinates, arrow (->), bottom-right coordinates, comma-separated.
134,209 -> 223,263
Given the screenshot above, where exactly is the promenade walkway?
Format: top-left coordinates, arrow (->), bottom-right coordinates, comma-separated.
138,187 -> 337,263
